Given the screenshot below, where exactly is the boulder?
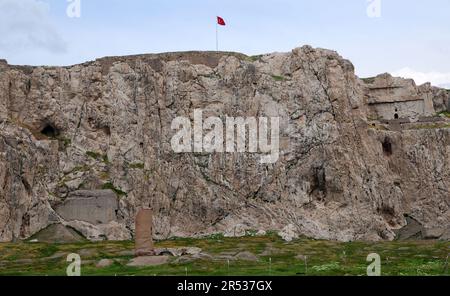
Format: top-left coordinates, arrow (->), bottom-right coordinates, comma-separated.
64,220 -> 130,241
279,224 -> 299,242
422,228 -> 445,239
96,259 -> 114,268
395,217 -> 424,240
29,223 -> 85,243
127,256 -> 169,267
154,247 -> 202,257
439,228 -> 450,241
234,251 -> 259,262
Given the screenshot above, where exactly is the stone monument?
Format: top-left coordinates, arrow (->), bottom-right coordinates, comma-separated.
134,208 -> 155,256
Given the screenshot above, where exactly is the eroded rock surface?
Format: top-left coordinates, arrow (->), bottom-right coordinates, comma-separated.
0,46 -> 449,242
56,190 -> 118,224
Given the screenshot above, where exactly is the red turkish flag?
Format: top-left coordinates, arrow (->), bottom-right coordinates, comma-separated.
217,16 -> 226,26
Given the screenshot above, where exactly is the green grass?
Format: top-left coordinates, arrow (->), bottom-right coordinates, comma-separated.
71,165 -> 90,173
86,151 -> 109,164
57,137 -> 71,150
271,75 -> 285,82
438,111 -> 450,118
0,236 -> 448,276
128,162 -> 145,169
102,182 -> 127,196
361,77 -> 376,84
86,151 -> 101,159
247,55 -> 263,62
409,123 -> 450,130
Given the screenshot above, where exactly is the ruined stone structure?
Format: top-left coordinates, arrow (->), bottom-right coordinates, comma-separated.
365,73 -> 443,121
0,46 -> 449,242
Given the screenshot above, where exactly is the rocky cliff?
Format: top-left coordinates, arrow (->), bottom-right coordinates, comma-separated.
0,46 -> 449,242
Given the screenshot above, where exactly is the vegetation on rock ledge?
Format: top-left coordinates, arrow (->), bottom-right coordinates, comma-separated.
102,182 -> 127,196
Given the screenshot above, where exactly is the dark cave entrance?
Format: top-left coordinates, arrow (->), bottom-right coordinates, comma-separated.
394,108 -> 399,119
382,137 -> 393,156
311,165 -> 326,196
40,123 -> 59,138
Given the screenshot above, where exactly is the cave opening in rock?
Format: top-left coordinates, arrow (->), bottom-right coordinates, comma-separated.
41,123 -> 59,138
312,166 -> 326,194
394,108 -> 399,119
102,126 -> 111,136
382,137 -> 393,156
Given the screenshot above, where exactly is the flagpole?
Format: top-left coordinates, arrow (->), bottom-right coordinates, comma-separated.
216,19 -> 218,52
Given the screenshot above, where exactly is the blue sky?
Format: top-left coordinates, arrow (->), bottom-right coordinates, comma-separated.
1,0 -> 450,87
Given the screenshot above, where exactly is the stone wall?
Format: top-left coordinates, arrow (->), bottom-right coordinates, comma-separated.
371,100 -> 425,121
365,74 -> 438,121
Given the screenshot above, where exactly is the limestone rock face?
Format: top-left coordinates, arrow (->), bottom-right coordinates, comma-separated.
0,46 -> 449,242
56,190 -> 118,224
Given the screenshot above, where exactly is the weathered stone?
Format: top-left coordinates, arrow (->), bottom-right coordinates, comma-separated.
234,251 -> 259,262
117,250 -> 135,256
154,248 -> 182,257
63,220 -> 130,241
422,228 -> 445,239
215,254 -> 236,261
135,209 -> 154,256
30,223 -> 85,243
256,230 -> 267,236
154,247 -> 202,257
127,255 -> 169,267
184,247 -> 202,256
96,259 -> 114,268
55,190 -> 118,225
279,224 -> 299,242
98,221 -> 132,241
172,256 -> 196,264
439,228 -> 450,241
395,217 -> 424,240
223,224 -> 248,237
78,248 -> 98,258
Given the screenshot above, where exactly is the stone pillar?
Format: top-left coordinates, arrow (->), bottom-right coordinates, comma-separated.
135,209 -> 154,256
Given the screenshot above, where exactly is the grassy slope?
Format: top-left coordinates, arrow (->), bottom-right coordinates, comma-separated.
0,235 -> 448,276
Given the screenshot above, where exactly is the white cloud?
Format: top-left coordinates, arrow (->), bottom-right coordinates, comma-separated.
391,67 -> 450,89
0,0 -> 67,55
